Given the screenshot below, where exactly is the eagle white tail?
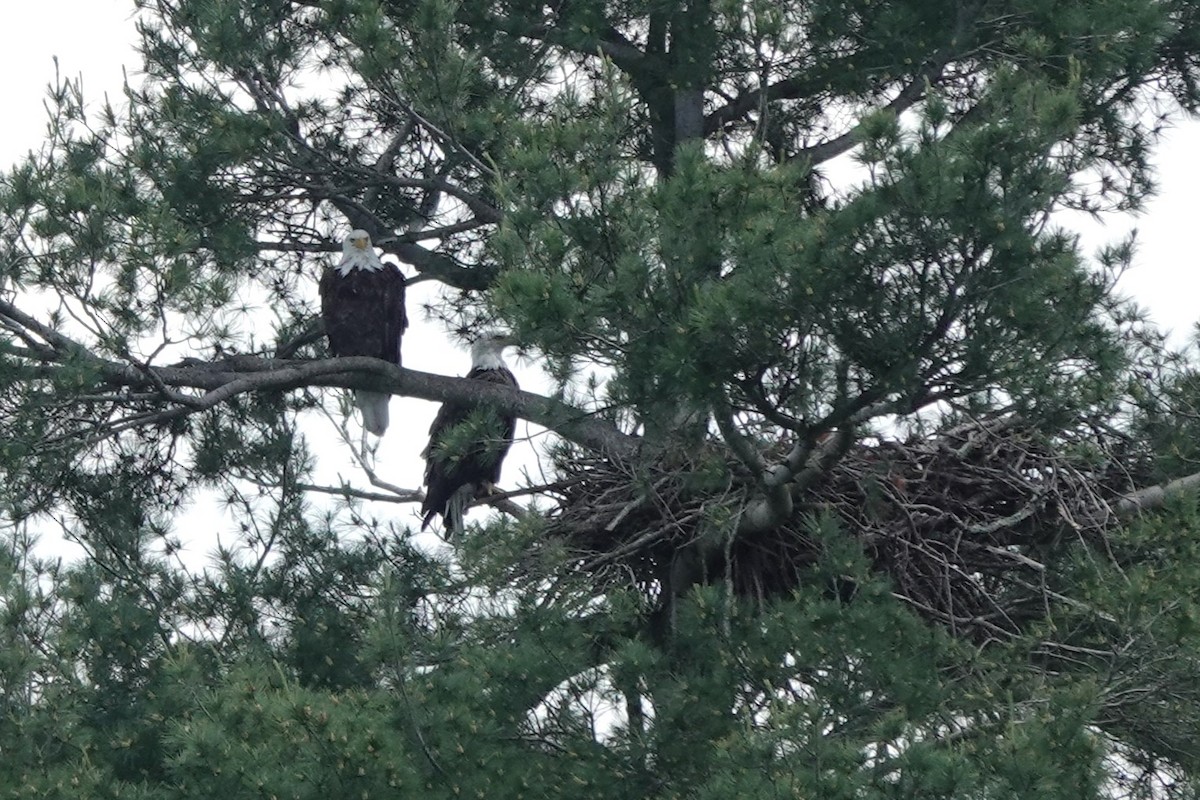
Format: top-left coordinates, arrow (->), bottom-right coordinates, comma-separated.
355,390 -> 390,437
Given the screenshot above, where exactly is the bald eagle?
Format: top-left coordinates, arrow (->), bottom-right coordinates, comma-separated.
319,230 -> 407,437
421,334 -> 518,536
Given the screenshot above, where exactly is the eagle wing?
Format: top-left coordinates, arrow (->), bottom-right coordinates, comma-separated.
381,264 -> 408,365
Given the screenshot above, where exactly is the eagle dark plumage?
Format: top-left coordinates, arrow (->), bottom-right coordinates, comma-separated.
421,334 -> 518,537
319,230 -> 407,437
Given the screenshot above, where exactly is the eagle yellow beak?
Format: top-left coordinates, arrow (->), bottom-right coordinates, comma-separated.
353,238 -> 368,250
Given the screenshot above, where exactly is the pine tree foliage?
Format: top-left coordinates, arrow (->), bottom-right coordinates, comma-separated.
4,0 -> 1200,796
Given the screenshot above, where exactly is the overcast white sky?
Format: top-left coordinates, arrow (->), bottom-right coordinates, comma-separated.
2,1 -> 1198,564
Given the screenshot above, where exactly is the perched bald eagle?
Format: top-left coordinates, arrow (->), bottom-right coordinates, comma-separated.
319,230 -> 407,437
421,334 -> 518,536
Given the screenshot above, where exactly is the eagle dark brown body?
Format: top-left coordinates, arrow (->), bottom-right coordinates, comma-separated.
319,263 -> 407,365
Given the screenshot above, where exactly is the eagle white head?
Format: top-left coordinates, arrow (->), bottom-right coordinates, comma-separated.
337,229 -> 385,276
470,331 -> 516,371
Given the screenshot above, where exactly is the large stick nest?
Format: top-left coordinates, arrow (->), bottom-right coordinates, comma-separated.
543,417 -> 1134,641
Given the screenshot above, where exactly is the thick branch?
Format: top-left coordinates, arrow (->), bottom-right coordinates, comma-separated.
1117,471 -> 1200,516
385,242 -> 496,290
705,73 -> 825,136
788,60 -> 949,167
252,238 -> 496,290
736,394 -> 906,535
66,353 -> 640,458
512,20 -> 646,74
0,298 -> 98,360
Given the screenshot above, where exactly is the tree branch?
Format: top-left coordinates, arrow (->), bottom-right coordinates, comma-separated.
384,242 -> 497,290
239,70 -> 500,290
299,482 -> 422,504
252,235 -> 496,290
787,60 -> 949,167
27,350 -> 640,458
1117,471 -> 1200,516
706,2 -> 980,162
513,20 -> 646,74
0,298 -> 98,360
736,393 -> 905,535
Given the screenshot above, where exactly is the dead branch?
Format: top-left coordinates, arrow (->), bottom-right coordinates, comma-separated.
1117,472 -> 1200,515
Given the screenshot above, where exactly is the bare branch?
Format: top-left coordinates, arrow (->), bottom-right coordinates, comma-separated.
18,347 -> 639,458
737,394 -> 907,534
1117,471 -> 1200,516
0,297 -> 98,360
507,19 -> 646,73
253,237 -> 492,289
788,62 -> 947,167
295,482 -> 422,504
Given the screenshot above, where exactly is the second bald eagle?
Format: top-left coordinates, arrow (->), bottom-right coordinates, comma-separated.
320,229 -> 407,436
421,334 -> 518,537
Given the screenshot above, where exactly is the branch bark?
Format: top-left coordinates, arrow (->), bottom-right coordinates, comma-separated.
1117,471 -> 1200,516
787,66 -> 943,167
55,352 -> 642,458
